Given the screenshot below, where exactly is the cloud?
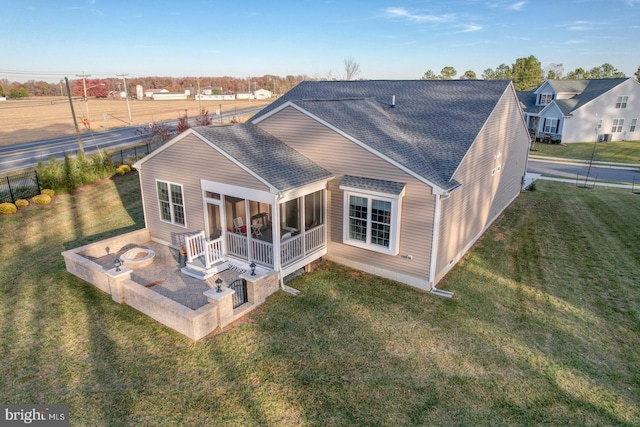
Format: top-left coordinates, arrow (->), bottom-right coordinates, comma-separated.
566,20 -> 602,31
383,7 -> 454,23
459,24 -> 482,32
508,1 -> 526,10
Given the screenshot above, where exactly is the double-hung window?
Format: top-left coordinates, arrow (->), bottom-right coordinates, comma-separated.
612,118 -> 624,133
157,180 -> 185,226
615,96 -> 628,109
630,118 -> 637,132
539,94 -> 553,105
543,118 -> 559,134
340,176 -> 405,256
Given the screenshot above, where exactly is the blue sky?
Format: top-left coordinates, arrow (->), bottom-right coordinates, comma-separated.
1,0 -> 639,82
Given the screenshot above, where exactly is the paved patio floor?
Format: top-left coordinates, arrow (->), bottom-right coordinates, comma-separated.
85,242 -> 246,310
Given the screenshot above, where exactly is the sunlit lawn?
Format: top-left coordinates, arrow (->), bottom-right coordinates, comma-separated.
531,140 -> 640,164
1,175 -> 639,425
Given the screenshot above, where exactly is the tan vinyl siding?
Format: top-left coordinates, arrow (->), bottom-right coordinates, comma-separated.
436,87 -> 529,281
258,107 -> 435,285
139,133 -> 269,247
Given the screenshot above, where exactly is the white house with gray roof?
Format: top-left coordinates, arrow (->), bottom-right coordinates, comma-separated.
518,78 -> 640,143
133,80 -> 530,294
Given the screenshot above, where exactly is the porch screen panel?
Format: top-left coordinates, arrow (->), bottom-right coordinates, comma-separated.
348,196 -> 367,242
371,199 -> 391,248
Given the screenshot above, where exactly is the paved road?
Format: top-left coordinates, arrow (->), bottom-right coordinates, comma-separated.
0,106 -> 262,173
527,157 -> 640,185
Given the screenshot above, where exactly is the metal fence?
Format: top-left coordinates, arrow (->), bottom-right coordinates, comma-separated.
228,278 -> 248,309
0,170 -> 41,203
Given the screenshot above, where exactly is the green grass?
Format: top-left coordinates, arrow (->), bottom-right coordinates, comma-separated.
531,140 -> 640,164
1,176 -> 639,426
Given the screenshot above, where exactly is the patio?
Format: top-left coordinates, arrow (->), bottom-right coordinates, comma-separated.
62,229 -> 280,340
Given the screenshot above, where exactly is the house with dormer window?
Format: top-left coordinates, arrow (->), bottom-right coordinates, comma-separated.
519,78 -> 640,143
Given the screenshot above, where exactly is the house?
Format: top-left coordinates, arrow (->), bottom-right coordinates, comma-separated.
151,91 -> 188,100
254,89 -> 272,99
133,80 -> 530,294
519,78 -> 640,143
236,91 -> 253,100
144,88 -> 169,98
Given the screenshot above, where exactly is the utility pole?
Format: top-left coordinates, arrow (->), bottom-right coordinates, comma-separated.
197,77 -> 202,112
65,77 -> 84,155
118,73 -> 133,125
76,72 -> 91,124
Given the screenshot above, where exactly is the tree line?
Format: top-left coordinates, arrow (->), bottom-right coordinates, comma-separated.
420,55 -> 636,91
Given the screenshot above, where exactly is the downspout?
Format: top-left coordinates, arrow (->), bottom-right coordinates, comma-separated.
429,192 -> 454,298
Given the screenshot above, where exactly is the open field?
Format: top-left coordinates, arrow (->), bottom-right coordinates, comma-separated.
0,97 -> 271,146
531,140 -> 640,164
1,176 -> 639,425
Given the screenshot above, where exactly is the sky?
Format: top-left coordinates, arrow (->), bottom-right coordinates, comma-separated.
1,0 -> 639,83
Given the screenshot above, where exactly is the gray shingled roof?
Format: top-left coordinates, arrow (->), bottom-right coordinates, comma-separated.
192,124 -> 332,192
522,79 -> 630,115
253,80 -> 513,191
340,175 -> 406,196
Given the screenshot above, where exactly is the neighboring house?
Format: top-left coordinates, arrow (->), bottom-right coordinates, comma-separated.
151,92 -> 188,100
254,89 -> 272,99
519,78 -> 640,143
144,88 -> 169,98
133,80 -> 530,294
236,91 -> 253,100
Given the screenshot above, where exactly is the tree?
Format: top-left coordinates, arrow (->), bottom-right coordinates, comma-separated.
420,70 -> 438,80
343,57 -> 361,80
494,64 -> 513,80
133,122 -> 173,145
440,66 -> 457,80
512,55 -> 543,91
195,108 -> 213,126
177,115 -> 190,134
635,66 -> 640,82
482,68 -> 496,80
8,86 -> 28,99
461,70 -> 477,80
566,63 -> 625,80
545,63 -> 564,80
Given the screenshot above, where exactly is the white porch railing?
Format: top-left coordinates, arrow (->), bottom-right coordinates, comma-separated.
305,224 -> 325,254
185,231 -> 224,268
185,231 -> 206,263
225,224 -> 326,269
252,239 -> 274,267
227,232 -> 248,259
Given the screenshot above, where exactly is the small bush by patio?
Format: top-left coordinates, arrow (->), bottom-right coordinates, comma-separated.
115,165 -> 131,176
15,199 -> 29,208
41,189 -> 55,197
0,202 -> 17,214
32,194 -> 52,205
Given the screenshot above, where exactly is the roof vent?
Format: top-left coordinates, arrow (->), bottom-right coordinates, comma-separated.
391,95 -> 396,107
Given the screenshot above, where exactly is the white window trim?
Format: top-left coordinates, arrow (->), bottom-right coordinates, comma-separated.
340,187 -> 403,256
156,179 -> 187,227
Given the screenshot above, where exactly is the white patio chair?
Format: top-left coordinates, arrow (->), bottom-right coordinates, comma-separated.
233,217 -> 246,234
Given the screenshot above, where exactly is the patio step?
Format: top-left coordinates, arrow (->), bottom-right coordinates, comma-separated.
181,258 -> 230,280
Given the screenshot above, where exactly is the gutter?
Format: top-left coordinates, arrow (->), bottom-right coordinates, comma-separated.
428,193 -> 454,298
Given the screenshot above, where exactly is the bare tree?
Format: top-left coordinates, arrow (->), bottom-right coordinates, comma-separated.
343,57 -> 361,80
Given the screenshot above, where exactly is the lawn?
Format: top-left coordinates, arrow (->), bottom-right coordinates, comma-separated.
1,175 -> 639,426
531,140 -> 640,164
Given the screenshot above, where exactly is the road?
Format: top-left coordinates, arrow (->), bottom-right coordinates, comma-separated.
0,106 -> 262,173
527,157 -> 640,185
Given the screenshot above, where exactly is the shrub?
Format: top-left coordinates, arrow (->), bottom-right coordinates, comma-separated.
115,166 -> 126,176
37,156 -> 64,191
15,199 -> 29,208
115,165 -> 131,176
41,189 -> 55,197
32,194 -> 52,205
120,164 -> 131,174
0,202 -> 17,214
526,181 -> 537,191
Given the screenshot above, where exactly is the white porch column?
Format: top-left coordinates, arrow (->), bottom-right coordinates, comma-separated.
272,198 -> 281,271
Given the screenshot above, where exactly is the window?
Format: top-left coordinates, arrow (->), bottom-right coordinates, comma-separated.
631,118 -> 637,132
597,119 -> 602,130
539,94 -> 553,105
612,118 -> 624,133
616,96 -> 628,108
543,118 -> 559,133
157,180 -> 185,226
345,193 -> 398,254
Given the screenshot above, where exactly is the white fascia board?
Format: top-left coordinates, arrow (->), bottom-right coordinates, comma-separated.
254,101 -> 448,195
